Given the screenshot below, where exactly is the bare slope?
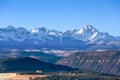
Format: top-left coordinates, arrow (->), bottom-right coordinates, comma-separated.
57,50 -> 120,75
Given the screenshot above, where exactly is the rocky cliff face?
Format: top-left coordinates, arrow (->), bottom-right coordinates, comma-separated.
56,50 -> 120,75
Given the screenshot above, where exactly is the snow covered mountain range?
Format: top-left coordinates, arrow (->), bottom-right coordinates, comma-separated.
0,25 -> 120,51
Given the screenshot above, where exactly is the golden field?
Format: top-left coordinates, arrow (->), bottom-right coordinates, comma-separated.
0,73 -> 48,80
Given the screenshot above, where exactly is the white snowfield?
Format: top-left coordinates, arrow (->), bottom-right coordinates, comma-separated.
0,25 -> 118,43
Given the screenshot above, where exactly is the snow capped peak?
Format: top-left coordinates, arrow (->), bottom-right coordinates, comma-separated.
31,27 -> 48,33
75,28 -> 84,34
84,25 -> 93,30
0,25 -> 118,44
74,25 -> 98,35
0,25 -> 119,50
65,25 -> 99,41
38,27 -> 48,32
31,28 -> 39,33
49,31 -> 56,35
83,25 -> 98,32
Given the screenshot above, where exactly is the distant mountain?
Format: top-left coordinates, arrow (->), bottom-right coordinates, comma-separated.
0,25 -> 120,50
56,50 -> 120,75
0,57 -> 74,72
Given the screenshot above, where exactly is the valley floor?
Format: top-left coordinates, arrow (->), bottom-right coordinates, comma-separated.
0,72 -> 120,80
0,73 -> 48,80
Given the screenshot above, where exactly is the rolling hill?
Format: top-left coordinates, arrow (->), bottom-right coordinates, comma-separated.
0,57 -> 74,72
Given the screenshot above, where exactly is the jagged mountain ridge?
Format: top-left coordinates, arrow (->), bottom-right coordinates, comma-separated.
0,25 -> 120,50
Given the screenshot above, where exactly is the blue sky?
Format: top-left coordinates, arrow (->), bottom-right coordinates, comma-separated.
0,0 -> 120,36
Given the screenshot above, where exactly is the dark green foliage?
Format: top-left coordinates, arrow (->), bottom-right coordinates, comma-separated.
37,76 -> 120,80
33,70 -> 120,80
0,57 -> 74,73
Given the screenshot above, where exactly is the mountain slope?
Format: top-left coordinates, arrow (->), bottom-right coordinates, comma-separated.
0,25 -> 120,50
0,57 -> 74,72
56,50 -> 120,75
